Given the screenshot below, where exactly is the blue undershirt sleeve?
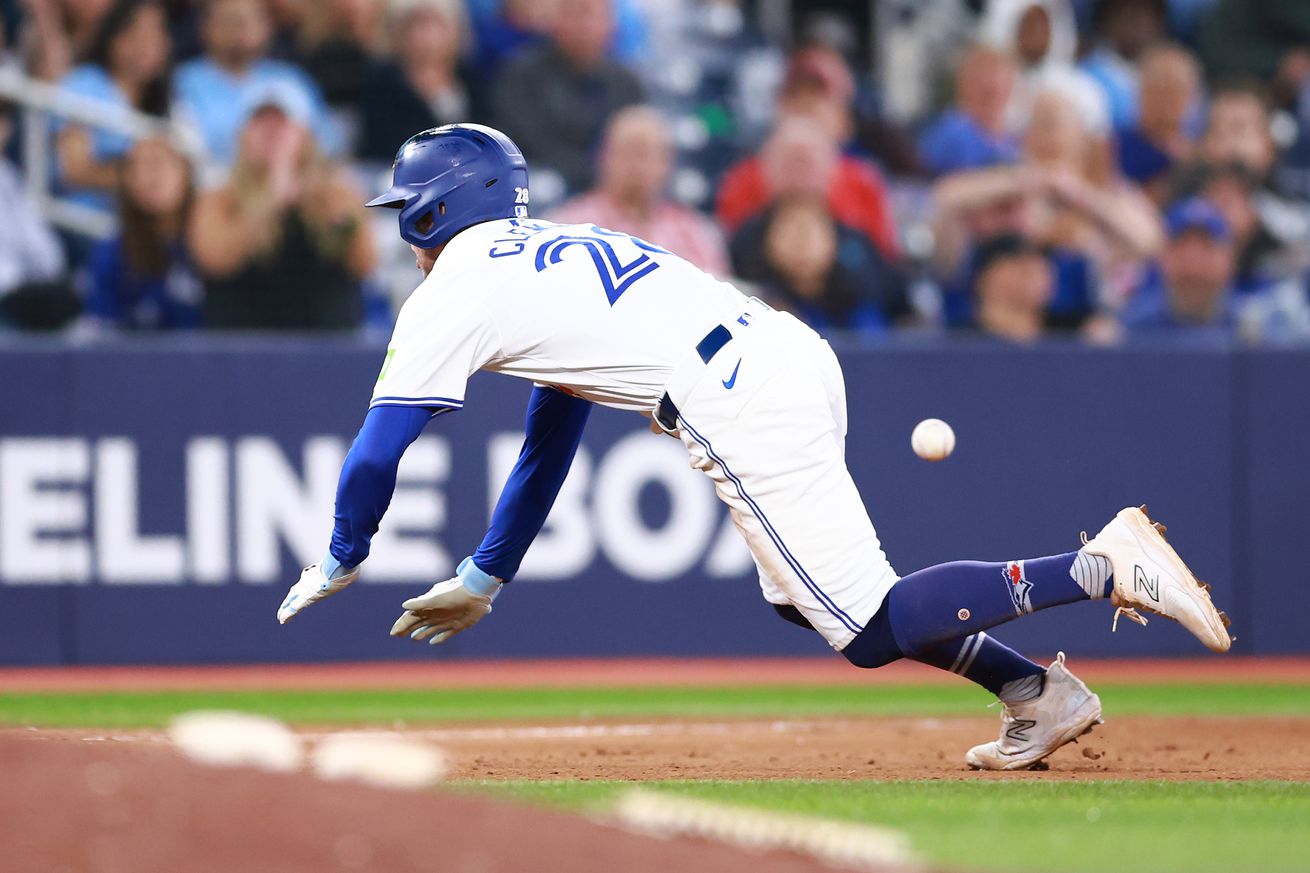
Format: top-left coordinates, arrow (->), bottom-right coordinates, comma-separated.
329,404 -> 447,569
471,386 -> 592,580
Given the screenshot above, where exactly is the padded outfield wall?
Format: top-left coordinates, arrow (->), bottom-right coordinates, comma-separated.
0,337 -> 1305,665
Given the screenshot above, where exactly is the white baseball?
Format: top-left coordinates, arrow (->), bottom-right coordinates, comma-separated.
911,418 -> 955,461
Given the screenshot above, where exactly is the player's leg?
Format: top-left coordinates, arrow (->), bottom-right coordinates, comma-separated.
674,312 -> 898,651
842,551 -> 1111,667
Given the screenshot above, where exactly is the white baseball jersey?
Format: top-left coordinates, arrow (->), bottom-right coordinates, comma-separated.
374,218 -> 899,650
373,219 -> 748,413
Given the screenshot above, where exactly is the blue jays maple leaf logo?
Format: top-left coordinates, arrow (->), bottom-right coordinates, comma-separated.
1004,560 -> 1034,616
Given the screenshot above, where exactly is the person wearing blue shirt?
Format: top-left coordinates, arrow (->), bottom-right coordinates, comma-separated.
918,45 -> 1020,177
1113,44 -> 1202,193
53,0 -> 171,213
172,0 -> 337,168
84,138 -> 201,330
1122,198 -> 1240,336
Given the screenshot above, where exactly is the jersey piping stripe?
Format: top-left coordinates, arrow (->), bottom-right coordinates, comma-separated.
678,415 -> 865,635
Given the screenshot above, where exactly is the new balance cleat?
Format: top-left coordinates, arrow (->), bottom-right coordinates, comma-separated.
1080,505 -> 1232,653
966,653 -> 1102,771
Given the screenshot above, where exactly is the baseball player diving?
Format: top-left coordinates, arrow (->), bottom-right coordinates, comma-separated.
276,124 -> 1232,770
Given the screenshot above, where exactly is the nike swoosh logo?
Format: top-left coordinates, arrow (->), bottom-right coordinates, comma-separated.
722,359 -> 742,389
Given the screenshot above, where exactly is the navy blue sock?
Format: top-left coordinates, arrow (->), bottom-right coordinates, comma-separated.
913,632 -> 1045,700
884,551 -> 1112,656
839,606 -> 1045,701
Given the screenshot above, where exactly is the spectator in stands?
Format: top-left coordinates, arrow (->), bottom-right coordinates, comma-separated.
548,106 -> 728,275
356,0 -> 480,165
188,85 -> 376,330
773,42 -> 919,181
932,89 -> 1163,326
1116,43 -> 1201,198
53,0 -> 170,211
1197,81 -> 1278,186
492,0 -> 644,200
1080,0 -> 1168,129
292,0 -> 387,112
977,0 -> 1078,81
466,0 -> 552,77
773,45 -> 856,146
84,137 -> 200,329
729,194 -> 907,339
977,0 -> 1111,143
173,0 -> 334,168
295,0 -> 385,111
963,233 -> 1054,343
918,44 -> 1019,177
470,0 -> 648,76
1172,161 -> 1305,296
0,99 -> 75,330
1121,198 -> 1240,335
717,115 -> 899,262
22,0 -> 113,82
1190,81 -> 1310,276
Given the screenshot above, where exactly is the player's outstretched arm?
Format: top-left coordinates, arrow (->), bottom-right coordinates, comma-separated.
472,385 -> 592,580
390,386 -> 592,645
276,404 -> 441,624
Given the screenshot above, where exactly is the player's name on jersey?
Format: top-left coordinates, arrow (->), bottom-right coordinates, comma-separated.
0,434 -> 750,586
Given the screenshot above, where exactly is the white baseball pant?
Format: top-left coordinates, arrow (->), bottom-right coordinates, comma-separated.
663,304 -> 899,649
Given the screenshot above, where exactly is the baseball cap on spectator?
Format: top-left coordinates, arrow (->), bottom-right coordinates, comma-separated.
238,79 -> 315,130
1165,197 -> 1230,241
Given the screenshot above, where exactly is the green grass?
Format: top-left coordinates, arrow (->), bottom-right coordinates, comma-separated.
0,682 -> 1307,728
465,779 -> 1310,873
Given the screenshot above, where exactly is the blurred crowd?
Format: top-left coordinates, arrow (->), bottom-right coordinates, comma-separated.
1,0 -> 1309,345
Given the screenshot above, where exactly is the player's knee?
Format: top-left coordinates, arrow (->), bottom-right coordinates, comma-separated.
841,644 -> 901,669
840,608 -> 904,669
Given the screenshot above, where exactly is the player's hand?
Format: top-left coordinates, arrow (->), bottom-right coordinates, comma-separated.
276,560 -> 360,624
389,578 -> 493,645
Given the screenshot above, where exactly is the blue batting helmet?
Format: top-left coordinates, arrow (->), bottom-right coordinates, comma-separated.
365,123 -> 529,249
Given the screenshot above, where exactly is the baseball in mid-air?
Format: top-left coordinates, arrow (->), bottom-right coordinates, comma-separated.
911,418 -> 956,461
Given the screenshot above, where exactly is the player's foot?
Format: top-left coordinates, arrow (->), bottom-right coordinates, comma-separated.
965,653 -> 1102,771
1080,505 -> 1232,653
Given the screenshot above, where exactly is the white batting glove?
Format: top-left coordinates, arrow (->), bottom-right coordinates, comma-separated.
390,557 -> 501,646
276,558 -> 361,624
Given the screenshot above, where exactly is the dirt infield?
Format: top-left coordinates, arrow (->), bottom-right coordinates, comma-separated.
0,735 -> 916,873
19,712 -> 1310,782
432,714 -> 1310,781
